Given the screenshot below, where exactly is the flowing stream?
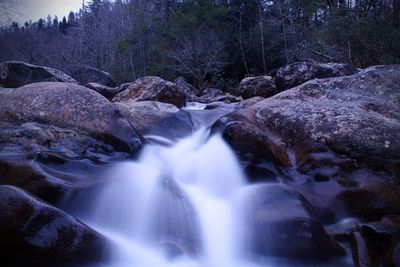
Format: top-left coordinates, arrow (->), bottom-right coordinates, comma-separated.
64,102 -> 268,267
60,102 -> 352,267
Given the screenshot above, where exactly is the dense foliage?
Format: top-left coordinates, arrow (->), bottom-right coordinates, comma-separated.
1,0 -> 399,90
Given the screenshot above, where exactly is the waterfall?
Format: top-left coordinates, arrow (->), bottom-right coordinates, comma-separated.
86,128 -> 255,266
65,102 -> 268,267
60,102 -> 351,267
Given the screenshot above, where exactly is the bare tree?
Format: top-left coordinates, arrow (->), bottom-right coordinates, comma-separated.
258,0 -> 267,74
237,3 -> 250,76
0,0 -> 21,25
168,28 -> 227,90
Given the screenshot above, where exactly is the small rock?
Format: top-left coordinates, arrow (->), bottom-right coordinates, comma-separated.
73,66 -> 116,87
113,76 -> 186,108
195,87 -> 242,103
86,82 -> 125,99
239,75 -> 277,99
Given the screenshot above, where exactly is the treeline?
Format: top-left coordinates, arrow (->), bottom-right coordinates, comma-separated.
1,0 -> 400,89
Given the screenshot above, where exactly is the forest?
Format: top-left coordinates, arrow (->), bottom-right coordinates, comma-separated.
1,1 -> 400,267
1,0 -> 400,91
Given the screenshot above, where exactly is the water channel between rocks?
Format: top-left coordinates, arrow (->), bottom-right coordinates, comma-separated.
62,102 -> 351,267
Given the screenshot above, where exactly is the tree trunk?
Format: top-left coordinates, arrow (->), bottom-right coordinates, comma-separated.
258,0 -> 267,74
238,5 -> 249,76
394,0 -> 400,28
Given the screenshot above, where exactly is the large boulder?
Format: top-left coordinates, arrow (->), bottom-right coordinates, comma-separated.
0,185 -> 109,266
0,82 -> 142,152
220,65 -> 400,177
215,97 -> 290,181
241,184 -> 345,260
217,65 -> 400,223
239,76 -> 277,99
274,61 -> 358,90
113,76 -> 186,108
0,61 -> 77,88
73,66 -> 116,87
254,65 -> 400,171
116,101 -> 193,141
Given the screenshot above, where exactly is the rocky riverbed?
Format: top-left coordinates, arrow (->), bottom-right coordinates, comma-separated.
0,60 -> 399,266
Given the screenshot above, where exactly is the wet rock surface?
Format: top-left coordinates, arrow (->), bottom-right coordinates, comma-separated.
116,100 -> 193,140
216,64 -> 400,266
0,185 -> 109,266
242,184 -> 345,260
0,61 -> 78,88
0,122 -> 130,203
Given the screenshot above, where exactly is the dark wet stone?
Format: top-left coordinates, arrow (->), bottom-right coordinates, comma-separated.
331,185 -> 400,221
216,97 -> 292,170
85,82 -> 125,99
115,101 -> 193,140
0,122 -> 130,203
0,185 -> 109,266
242,184 -> 345,260
325,218 -> 359,241
73,66 -> 116,87
350,228 -> 381,267
385,234 -> 400,267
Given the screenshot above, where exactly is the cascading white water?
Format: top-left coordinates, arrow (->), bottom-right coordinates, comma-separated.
84,127 -> 260,267
69,103 -> 267,267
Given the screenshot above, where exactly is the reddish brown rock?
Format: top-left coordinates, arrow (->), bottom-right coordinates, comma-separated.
0,82 -> 142,152
239,75 -> 277,99
113,76 -> 186,107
